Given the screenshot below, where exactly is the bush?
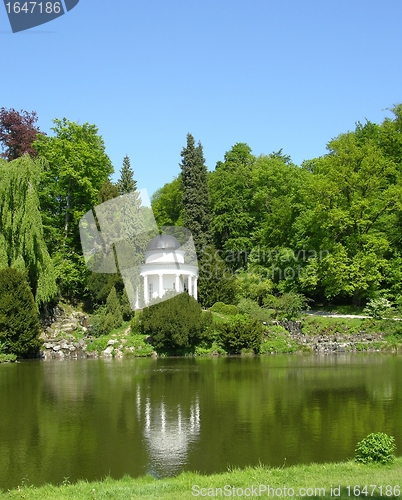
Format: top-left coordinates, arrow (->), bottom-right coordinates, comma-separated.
0,341 -> 17,363
264,292 -> 310,320
210,302 -> 238,316
363,298 -> 393,319
217,314 -> 264,354
89,286 -> 123,337
260,325 -> 297,354
237,298 -> 272,322
140,291 -> 212,353
0,268 -> 41,357
355,432 -> 396,464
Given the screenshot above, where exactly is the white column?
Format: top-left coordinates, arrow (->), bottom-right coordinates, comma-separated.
135,286 -> 139,310
159,273 -> 163,298
143,275 -> 148,305
194,277 -> 198,300
175,274 -> 180,292
188,274 -> 193,297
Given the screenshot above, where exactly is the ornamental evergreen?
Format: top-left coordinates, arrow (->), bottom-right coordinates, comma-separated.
105,286 -> 123,330
0,268 -> 41,357
180,134 -> 212,257
117,155 -> 136,195
140,291 -> 212,353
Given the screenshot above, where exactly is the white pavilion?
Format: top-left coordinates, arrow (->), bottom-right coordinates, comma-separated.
134,234 -> 198,309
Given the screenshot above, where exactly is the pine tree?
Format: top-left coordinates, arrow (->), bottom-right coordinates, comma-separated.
117,155 -> 136,195
179,134 -> 212,257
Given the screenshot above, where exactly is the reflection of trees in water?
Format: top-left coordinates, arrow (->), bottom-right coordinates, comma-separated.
2,356 -> 402,490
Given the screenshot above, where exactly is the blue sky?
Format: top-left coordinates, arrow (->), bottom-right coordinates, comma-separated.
2,0 -> 401,198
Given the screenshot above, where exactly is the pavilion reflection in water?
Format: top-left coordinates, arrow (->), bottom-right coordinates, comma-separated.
136,387 -> 201,476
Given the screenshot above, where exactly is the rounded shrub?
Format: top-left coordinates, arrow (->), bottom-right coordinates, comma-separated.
237,298 -> 272,322
363,298 -> 393,319
140,291 -> 212,353
210,302 -> 238,316
218,314 -> 264,354
354,432 -> 396,464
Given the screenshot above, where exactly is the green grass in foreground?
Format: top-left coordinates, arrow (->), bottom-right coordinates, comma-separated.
2,458 -> 402,499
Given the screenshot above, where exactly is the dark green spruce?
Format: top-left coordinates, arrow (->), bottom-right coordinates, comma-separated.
179,133 -> 212,256
117,155 -> 137,195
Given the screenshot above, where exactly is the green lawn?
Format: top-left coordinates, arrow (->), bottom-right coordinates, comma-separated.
2,458 -> 401,499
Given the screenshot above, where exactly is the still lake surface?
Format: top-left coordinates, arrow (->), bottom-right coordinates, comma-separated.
1,354 -> 402,490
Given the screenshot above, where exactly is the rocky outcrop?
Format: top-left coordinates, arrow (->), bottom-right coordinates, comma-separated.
41,306 -> 89,339
41,339 -> 87,359
40,306 -> 90,359
276,320 -> 386,353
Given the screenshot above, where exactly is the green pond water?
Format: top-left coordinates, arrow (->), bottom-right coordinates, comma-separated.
0,354 -> 401,490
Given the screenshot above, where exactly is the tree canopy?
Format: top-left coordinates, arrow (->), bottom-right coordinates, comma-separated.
33,118 -> 113,300
0,107 -> 42,161
0,156 -> 57,306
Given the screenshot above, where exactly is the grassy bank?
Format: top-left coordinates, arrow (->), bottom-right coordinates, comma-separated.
2,458 -> 402,499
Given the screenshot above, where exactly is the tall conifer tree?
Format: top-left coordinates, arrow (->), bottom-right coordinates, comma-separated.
179,133 -> 212,256
117,155 -> 136,195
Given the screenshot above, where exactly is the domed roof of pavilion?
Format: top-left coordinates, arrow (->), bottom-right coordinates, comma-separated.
146,234 -> 182,251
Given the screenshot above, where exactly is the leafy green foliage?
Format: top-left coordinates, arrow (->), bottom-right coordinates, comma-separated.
33,118 -> 113,300
151,176 -> 184,228
140,291 -> 212,353
0,341 -> 17,362
265,292 -> 310,320
86,272 -> 124,307
198,245 -> 238,307
0,268 -> 41,357
363,298 -> 393,319
217,314 -> 264,354
0,156 -> 57,306
98,179 -> 119,204
236,298 -> 272,322
90,286 -> 123,337
0,353 -> 17,362
209,143 -> 256,266
355,432 -> 396,464
210,302 -> 238,315
260,326 -> 298,354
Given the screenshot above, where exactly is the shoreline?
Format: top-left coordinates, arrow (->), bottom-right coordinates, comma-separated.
2,457 -> 401,499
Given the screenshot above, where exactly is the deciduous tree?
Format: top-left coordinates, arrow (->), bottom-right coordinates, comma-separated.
0,107 -> 43,161
0,156 -> 57,306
